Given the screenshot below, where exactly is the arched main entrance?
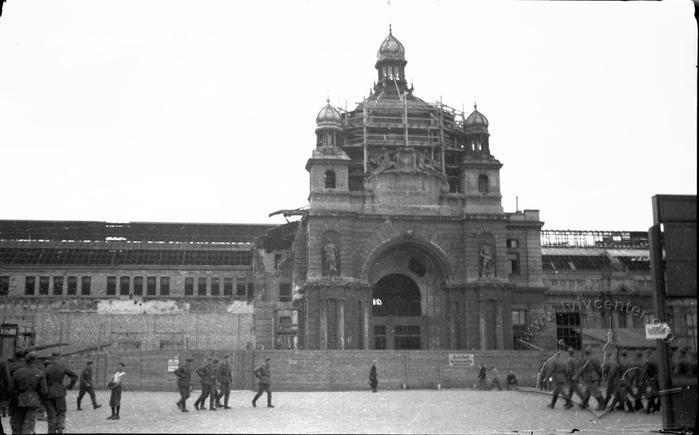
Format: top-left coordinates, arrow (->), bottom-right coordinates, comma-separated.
372,273 -> 422,350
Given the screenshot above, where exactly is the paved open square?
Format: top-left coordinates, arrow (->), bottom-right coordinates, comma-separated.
2,388 -> 662,434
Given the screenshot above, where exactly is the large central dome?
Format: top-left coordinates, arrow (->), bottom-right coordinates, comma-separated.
377,27 -> 405,62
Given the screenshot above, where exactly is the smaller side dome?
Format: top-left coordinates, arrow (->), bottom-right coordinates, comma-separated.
377,26 -> 405,62
464,104 -> 489,128
316,99 -> 341,128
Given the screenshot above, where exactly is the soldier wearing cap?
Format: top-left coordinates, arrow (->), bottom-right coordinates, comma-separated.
44,352 -> 78,434
194,358 -> 216,411
544,350 -> 571,409
565,348 -> 583,408
607,349 -> 634,412
574,347 -> 605,410
11,352 -> 48,434
215,355 -> 232,409
252,358 -> 273,408
641,349 -> 660,413
77,360 -> 101,411
174,358 -> 194,412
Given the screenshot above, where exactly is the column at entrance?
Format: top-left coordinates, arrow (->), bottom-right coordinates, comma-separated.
337,298 -> 345,350
319,299 -> 328,350
361,300 -> 369,350
478,299 -> 487,350
496,300 -> 504,350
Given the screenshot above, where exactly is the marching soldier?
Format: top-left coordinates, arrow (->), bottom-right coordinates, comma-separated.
77,361 -> 101,411
194,358 -> 215,411
575,347 -> 605,410
215,355 -> 232,409
545,351 -> 571,409
566,348 -> 584,408
11,352 -> 48,435
8,351 -> 27,434
629,351 -> 646,411
642,349 -> 660,414
174,358 -> 193,412
607,350 -> 634,412
44,352 -> 78,434
252,358 -> 273,408
0,357 -> 11,435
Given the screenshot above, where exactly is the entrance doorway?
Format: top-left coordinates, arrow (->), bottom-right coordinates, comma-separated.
372,274 -> 422,350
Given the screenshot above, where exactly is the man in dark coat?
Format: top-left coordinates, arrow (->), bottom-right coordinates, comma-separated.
575,347 -> 605,410
252,358 -> 273,408
477,363 -> 487,390
607,350 -> 634,412
44,352 -> 78,434
545,351 -> 571,409
76,360 -> 101,411
8,350 -> 26,434
194,358 -> 215,411
11,352 -> 48,435
642,349 -> 660,414
566,348 -> 584,407
174,358 -> 193,412
0,357 -> 11,435
215,355 -> 232,409
369,361 -> 378,393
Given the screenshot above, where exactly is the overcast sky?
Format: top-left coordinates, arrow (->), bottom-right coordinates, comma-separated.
0,0 -> 696,231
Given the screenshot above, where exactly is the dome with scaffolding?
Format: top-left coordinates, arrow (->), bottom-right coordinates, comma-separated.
377,27 -> 405,62
315,100 -> 342,129
464,105 -> 489,130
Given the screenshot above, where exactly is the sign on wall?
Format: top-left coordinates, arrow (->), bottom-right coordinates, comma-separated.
645,322 -> 672,340
167,358 -> 179,372
448,353 -> 474,367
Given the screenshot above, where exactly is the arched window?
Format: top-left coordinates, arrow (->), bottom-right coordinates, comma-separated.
478,174 -> 489,193
324,170 -> 336,189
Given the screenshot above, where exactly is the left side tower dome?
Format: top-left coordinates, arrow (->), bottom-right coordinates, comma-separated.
315,99 -> 342,148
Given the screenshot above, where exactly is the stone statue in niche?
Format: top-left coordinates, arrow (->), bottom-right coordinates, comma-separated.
479,244 -> 495,278
323,242 -> 339,277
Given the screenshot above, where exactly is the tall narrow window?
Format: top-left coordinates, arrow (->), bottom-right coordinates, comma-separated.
107,276 -> 116,296
160,277 -> 170,296
81,277 -> 91,295
324,170 -> 336,189
279,283 -> 292,302
133,276 -> 143,295
185,277 -> 193,296
120,276 -> 130,295
147,277 -> 156,296
211,278 -> 220,296
224,278 -> 233,296
509,253 -> 520,275
25,276 -> 35,295
0,276 -> 10,296
198,277 -> 207,296
478,174 -> 489,193
236,278 -> 247,298
247,282 -> 254,299
67,276 -> 77,295
53,276 -> 63,295
39,276 -> 50,295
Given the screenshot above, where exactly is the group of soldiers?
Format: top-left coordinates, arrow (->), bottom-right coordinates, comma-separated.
542,345 -> 662,414
0,350 -> 101,434
173,355 -> 274,413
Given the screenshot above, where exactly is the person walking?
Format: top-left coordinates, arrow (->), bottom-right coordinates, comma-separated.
566,348 -> 584,407
477,362 -> 488,390
369,361 -> 378,393
0,357 -> 11,435
215,355 -> 232,409
252,358 -> 273,408
76,361 -> 101,411
194,358 -> 214,411
44,352 -> 78,434
11,352 -> 47,435
8,350 -> 27,434
174,358 -> 193,412
575,347 -> 605,411
506,371 -> 519,391
107,363 -> 126,420
545,351 -> 571,409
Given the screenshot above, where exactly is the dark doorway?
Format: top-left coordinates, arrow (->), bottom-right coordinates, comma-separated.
372,274 -> 421,317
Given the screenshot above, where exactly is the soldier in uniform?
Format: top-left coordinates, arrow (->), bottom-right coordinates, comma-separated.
215,355 -> 232,409
565,348 -> 584,408
0,357 -> 11,435
545,350 -> 571,409
252,358 -> 273,408
11,352 -> 47,435
194,358 -> 215,411
629,351 -> 646,411
642,348 -> 660,414
575,347 -> 605,410
76,361 -> 101,411
607,350 -> 634,412
107,362 -> 126,420
8,350 -> 27,434
174,358 -> 193,412
369,361 -> 378,393
44,352 -> 78,434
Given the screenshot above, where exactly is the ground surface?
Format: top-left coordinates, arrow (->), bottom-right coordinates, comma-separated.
2,389 -> 662,434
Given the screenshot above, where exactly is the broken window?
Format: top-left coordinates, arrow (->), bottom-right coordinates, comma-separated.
236,278 -> 246,298
120,276 -> 130,295
25,276 -> 35,295
211,277 -> 220,296
197,277 -> 207,296
160,276 -> 170,296
185,277 -> 193,296
0,276 -> 9,296
39,276 -> 49,295
147,276 -> 156,296
53,276 -> 63,295
478,174 -> 489,193
107,276 -> 116,296
279,283 -> 291,302
224,277 -> 233,296
67,276 -> 77,295
81,276 -> 91,295
324,170 -> 336,189
133,276 -> 143,295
